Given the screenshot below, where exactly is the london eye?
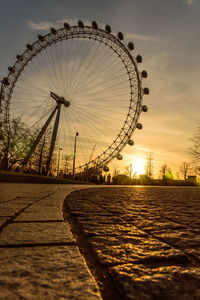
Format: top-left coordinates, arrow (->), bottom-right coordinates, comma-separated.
0,20 -> 149,175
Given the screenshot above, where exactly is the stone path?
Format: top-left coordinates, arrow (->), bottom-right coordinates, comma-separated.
0,183 -> 102,300
64,187 -> 200,300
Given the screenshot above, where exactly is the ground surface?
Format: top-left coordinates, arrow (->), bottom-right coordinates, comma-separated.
64,186 -> 200,300
0,183 -> 101,300
1,184 -> 200,299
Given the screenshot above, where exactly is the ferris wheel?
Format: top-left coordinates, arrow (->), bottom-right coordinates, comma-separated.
0,20 -> 149,174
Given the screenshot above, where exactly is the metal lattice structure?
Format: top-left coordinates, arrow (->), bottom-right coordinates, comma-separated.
0,20 -> 149,173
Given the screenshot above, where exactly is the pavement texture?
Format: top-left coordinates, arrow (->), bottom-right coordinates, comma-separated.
1,184 -> 200,300
63,186 -> 200,300
0,183 -> 102,300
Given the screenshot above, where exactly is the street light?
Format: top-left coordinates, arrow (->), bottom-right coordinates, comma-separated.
57,147 -> 62,175
73,132 -> 79,179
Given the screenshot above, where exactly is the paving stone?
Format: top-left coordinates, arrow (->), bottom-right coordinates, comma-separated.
0,222 -> 74,245
88,234 -> 185,266
0,245 -> 101,300
0,203 -> 28,211
152,229 -> 200,250
14,210 -> 63,222
109,264 -> 200,300
0,207 -> 19,216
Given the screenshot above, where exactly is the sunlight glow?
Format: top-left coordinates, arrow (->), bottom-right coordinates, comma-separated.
133,158 -> 145,175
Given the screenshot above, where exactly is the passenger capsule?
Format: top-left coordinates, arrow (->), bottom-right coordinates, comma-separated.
142,105 -> 148,112
2,77 -> 10,86
136,55 -> 142,63
103,165 -> 109,172
118,32 -> 124,40
78,20 -> 84,28
143,87 -> 150,95
128,140 -> 134,146
117,154 -> 123,160
92,21 -> 98,29
8,67 -> 15,73
16,54 -> 23,61
136,123 -> 143,130
64,22 -> 70,30
26,44 -> 33,51
141,70 -> 148,78
128,42 -> 134,50
105,24 -> 112,33
38,34 -> 45,42
50,27 -> 57,35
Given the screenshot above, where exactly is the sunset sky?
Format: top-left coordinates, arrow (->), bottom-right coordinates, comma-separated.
0,0 -> 199,177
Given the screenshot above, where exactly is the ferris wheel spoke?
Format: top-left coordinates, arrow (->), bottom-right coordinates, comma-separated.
67,109 -> 89,164
73,102 -> 127,123
79,48 -> 122,90
22,51 -> 57,93
73,42 -> 109,92
54,43 -> 65,93
67,108 -> 108,164
42,48 -> 62,94
69,38 -> 96,91
67,38 -> 84,94
74,79 -> 129,101
28,55 -> 54,92
71,105 -> 120,147
48,45 -> 61,94
73,46 -> 115,96
68,106 -> 109,151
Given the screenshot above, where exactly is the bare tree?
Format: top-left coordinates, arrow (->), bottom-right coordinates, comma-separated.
63,154 -> 73,174
160,164 -> 168,177
30,132 -> 52,174
0,117 -> 33,170
159,164 -> 173,179
190,126 -> 200,174
112,165 -> 120,177
175,171 -> 180,180
180,162 -> 192,180
124,163 -> 137,179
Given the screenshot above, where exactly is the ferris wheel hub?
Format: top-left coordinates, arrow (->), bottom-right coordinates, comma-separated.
50,91 -> 70,108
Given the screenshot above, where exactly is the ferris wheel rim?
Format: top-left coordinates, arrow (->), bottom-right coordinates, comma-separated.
0,22 -> 147,172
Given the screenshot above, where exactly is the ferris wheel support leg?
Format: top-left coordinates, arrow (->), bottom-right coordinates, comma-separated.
46,104 -> 61,175
22,106 -> 58,166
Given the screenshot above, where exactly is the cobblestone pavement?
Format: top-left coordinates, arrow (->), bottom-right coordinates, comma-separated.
64,187 -> 200,300
0,183 -> 102,300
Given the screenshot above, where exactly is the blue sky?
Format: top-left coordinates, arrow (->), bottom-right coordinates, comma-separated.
0,0 -> 199,176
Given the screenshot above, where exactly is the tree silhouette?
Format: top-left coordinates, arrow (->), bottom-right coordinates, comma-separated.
124,164 -> 137,179
0,117 -> 33,170
190,126 -> 200,175
180,162 -> 192,180
160,164 -> 173,179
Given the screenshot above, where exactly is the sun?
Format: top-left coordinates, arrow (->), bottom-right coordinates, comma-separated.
133,158 -> 145,175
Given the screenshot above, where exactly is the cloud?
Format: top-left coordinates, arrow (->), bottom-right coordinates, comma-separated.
185,0 -> 195,5
27,18 -> 105,31
126,33 -> 160,42
27,20 -> 54,31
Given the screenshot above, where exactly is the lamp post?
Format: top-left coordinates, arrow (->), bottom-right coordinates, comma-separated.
73,132 -> 79,179
57,147 -> 62,176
